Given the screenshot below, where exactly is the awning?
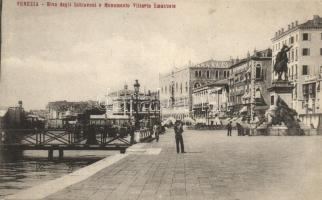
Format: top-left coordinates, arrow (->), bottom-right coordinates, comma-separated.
239,106 -> 248,114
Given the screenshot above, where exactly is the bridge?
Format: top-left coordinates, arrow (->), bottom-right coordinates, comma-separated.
0,128 -> 152,160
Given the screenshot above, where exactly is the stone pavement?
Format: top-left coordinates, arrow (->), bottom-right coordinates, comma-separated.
42,129 -> 322,200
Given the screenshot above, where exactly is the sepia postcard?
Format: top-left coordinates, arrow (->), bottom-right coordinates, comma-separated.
0,0 -> 322,199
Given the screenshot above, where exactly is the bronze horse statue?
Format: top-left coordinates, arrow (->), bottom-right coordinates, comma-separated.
274,45 -> 292,81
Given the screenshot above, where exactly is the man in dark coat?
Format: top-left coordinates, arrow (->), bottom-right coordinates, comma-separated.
227,121 -> 232,136
174,120 -> 185,153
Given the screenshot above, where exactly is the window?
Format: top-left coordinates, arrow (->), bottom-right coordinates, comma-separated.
198,71 -> 201,77
295,48 -> 298,61
296,34 -> 298,41
215,71 -> 219,78
227,71 -> 230,77
302,65 -> 309,75
224,71 -> 226,78
185,82 -> 188,92
195,71 -> 198,77
291,65 -> 294,78
295,64 -> 298,77
302,48 -> 310,56
271,96 -> 274,105
289,36 -> 294,44
255,65 -> 261,79
180,83 -> 182,93
302,33 -> 309,41
320,48 -> 322,56
206,70 -> 210,78
165,86 -> 167,94
291,50 -> 294,62
176,82 -> 178,92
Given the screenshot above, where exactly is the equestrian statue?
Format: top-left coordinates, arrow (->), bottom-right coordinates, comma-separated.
274,45 -> 292,81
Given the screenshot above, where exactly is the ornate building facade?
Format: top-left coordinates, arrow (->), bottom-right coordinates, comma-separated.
228,49 -> 272,120
159,59 -> 231,119
271,15 -> 322,129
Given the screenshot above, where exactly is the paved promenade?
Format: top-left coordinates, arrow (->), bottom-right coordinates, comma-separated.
16,129 -> 322,199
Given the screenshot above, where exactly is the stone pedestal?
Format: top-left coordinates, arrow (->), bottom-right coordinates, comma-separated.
266,80 -> 294,135
267,80 -> 294,109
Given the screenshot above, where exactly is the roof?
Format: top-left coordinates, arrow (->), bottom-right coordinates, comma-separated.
299,15 -> 322,29
194,59 -> 231,69
272,15 -> 322,41
229,49 -> 272,69
0,110 -> 8,117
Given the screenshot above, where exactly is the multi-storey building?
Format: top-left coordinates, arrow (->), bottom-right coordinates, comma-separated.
192,80 -> 229,124
228,49 -> 272,120
105,84 -> 160,122
159,59 -> 231,120
271,15 -> 322,130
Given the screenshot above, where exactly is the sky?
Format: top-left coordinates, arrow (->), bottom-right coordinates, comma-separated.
1,0 -> 322,109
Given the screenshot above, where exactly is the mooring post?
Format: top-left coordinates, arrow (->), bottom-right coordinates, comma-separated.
120,149 -> 126,154
59,149 -> 64,159
48,149 -> 54,160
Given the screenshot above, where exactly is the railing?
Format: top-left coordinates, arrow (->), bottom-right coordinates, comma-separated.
139,128 -> 152,141
0,128 -> 131,146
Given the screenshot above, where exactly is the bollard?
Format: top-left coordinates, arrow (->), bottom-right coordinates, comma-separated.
48,149 -> 54,160
134,130 -> 140,143
59,149 -> 64,159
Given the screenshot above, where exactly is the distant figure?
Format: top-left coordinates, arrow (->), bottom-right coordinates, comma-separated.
174,120 -> 185,153
226,121 -> 232,136
153,124 -> 160,142
236,123 -> 241,136
130,121 -> 135,144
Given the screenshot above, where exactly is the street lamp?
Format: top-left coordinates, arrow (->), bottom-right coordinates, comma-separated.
134,80 -> 140,130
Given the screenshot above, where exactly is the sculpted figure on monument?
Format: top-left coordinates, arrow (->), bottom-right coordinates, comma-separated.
274,45 -> 292,81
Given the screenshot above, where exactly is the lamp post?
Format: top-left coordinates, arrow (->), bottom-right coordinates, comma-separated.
134,80 -> 140,131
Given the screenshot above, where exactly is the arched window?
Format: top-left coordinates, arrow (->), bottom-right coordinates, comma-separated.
255,88 -> 261,98
195,71 -> 198,77
180,83 -> 182,93
206,70 -> 210,78
198,71 -> 201,77
185,82 -> 188,92
194,82 -> 200,88
165,86 -> 167,94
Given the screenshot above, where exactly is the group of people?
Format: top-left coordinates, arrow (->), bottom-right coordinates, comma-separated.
226,121 -> 249,136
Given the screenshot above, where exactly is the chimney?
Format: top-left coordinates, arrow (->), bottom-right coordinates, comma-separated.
275,32 -> 278,37
291,22 -> 294,28
313,15 -> 320,25
18,101 -> 23,109
288,24 -> 291,30
281,28 -> 284,33
295,20 -> 298,26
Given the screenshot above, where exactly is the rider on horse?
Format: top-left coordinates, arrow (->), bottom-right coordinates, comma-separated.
274,45 -> 292,81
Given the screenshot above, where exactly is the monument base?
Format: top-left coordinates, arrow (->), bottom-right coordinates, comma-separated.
266,80 -> 303,135
268,80 -> 294,110
267,125 -> 288,136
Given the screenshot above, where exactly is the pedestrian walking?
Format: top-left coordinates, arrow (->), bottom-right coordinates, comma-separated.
174,120 -> 185,153
226,121 -> 232,136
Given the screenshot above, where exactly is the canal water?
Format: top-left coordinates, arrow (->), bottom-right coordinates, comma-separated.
0,150 -> 115,198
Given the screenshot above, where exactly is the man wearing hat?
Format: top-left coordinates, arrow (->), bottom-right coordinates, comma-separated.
174,120 -> 185,153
